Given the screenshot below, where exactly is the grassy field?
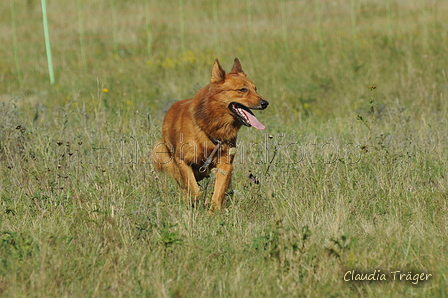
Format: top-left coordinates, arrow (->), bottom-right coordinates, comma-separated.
1,0 -> 447,297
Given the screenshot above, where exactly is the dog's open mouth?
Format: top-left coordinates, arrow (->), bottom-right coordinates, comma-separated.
229,103 -> 266,130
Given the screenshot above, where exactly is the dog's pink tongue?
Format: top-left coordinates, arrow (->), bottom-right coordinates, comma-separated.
241,110 -> 266,130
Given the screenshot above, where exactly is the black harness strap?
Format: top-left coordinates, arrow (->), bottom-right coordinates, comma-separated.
199,139 -> 222,173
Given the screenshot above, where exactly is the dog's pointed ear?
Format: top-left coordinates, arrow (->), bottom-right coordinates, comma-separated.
229,58 -> 246,77
211,59 -> 226,83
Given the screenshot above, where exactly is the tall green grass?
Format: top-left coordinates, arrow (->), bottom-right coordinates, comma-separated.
1,0 -> 447,297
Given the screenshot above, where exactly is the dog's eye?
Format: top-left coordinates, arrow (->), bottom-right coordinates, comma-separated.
238,88 -> 248,92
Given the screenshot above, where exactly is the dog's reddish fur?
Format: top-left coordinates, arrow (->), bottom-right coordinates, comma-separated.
153,58 -> 268,211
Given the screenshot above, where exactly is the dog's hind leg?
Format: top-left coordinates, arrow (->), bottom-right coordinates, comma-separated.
152,141 -> 174,172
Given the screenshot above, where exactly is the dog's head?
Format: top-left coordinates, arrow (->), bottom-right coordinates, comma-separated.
210,58 -> 269,130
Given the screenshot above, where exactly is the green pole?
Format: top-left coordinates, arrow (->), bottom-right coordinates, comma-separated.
10,0 -> 22,87
41,0 -> 55,84
386,0 -> 392,41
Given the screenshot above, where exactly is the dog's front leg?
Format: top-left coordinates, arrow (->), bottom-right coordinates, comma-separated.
210,163 -> 233,212
176,162 -> 202,204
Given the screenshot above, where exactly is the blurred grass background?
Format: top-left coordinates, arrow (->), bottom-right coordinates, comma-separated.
1,0 -> 447,297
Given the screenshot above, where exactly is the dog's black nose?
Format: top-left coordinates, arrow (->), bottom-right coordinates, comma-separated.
260,99 -> 269,109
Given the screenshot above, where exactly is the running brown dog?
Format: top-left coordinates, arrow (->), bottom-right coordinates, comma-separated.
153,58 -> 268,211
